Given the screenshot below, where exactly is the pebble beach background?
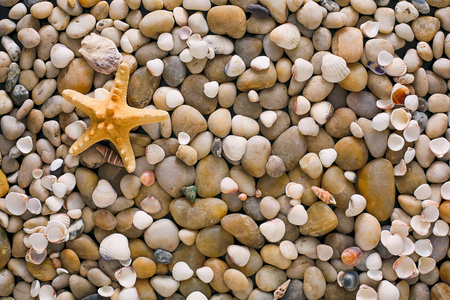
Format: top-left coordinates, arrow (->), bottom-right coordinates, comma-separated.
0,0 -> 450,299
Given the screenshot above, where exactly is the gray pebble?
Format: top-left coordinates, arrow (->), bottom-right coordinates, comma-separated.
211,137 -> 222,158
281,279 -> 306,300
41,95 -> 63,118
412,111 -> 428,132
52,273 -> 70,290
16,99 -> 34,119
0,134 -> 16,155
243,196 -> 265,221
5,62 -> 20,93
1,36 -> 21,62
374,0 -> 389,6
162,56 -> 186,88
1,116 -> 25,140
18,153 -> 42,188
2,155 -> 19,174
24,0 -> 41,6
429,234 -> 449,262
42,120 -> 61,147
411,0 -> 430,14
410,282 -> 430,300
320,0 -> 340,12
154,249 -> 172,264
11,84 -> 29,106
247,4 -> 270,19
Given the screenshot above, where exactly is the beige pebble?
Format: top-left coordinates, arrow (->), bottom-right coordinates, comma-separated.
30,2 -> 54,19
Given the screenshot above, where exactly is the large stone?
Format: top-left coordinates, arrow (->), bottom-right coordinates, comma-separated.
207,5 -> 246,39
69,275 -> 97,299
181,75 -> 217,115
395,161 -> 427,194
321,166 -> 356,210
304,267 -> 326,300
171,105 -> 207,140
26,258 -> 57,281
354,213 -> 381,251
357,117 -> 388,158
66,234 -> 101,260
241,135 -> 272,178
221,214 -> 265,249
334,137 -> 368,171
168,244 -> 205,272
196,225 -> 234,257
57,58 -> 94,95
299,202 -> 338,237
139,10 -> 174,39
155,156 -> 195,198
0,226 -> 10,269
236,62 -> 277,92
331,27 -> 363,63
272,126 -> 307,171
195,155 -> 229,198
204,258 -> 230,293
346,91 -> 382,119
127,66 -> 161,108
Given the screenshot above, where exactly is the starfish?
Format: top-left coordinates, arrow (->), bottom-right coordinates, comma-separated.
62,63 -> 169,173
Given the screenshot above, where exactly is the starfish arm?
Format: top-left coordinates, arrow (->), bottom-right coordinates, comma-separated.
109,63 -> 130,103
62,90 -> 104,118
126,108 -> 169,128
69,124 -> 105,156
111,133 -> 135,172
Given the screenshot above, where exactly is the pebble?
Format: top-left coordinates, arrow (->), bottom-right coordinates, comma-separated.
195,155 -> 229,197
139,10 -> 174,39
181,75 -> 217,115
255,265 -> 287,292
207,6 -> 247,39
11,84 -> 28,106
155,156 -> 195,198
221,214 -> 265,249
154,249 -> 173,264
346,91 -> 382,118
411,16 -> 440,42
236,62 -> 277,92
5,62 -> 19,93
144,219 -> 180,252
300,202 -> 338,237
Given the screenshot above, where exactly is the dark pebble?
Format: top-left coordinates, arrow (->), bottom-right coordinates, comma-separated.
10,84 -> 29,106
5,63 -> 20,93
247,4 -> 270,19
281,279 -> 305,300
154,249 -> 173,264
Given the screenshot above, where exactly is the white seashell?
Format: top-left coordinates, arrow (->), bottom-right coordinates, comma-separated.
410,215 -> 430,236
67,209 -> 82,219
189,40 -> 208,59
165,90 -> 184,109
206,47 -> 215,59
279,240 -> 298,260
94,88 -> 109,99
172,261 -> 194,281
25,247 -> 47,265
318,148 -> 337,168
387,133 -> 405,151
178,26 -> 192,40
384,58 -> 407,77
429,137 -> 449,158
248,90 -> 259,103
393,159 -> 407,176
30,280 -> 40,298
377,280 -> 399,300
269,23 -> 300,50
225,55 -> 245,77
376,99 -> 394,110
404,147 -> 415,163
377,50 -> 393,67
390,108 -> 411,131
421,201 -> 438,222
365,253 -> 382,270
140,195 -> 162,215
29,233 -> 48,253
50,44 -> 75,68
380,231 -> 403,256
120,258 -> 132,267
250,56 -> 270,71
220,177 -> 238,194
179,48 -> 193,63
259,218 -> 286,243
178,229 -> 198,246
401,237 -> 415,256
260,110 -> 277,128
65,120 -> 87,140
44,220 -> 67,243
345,194 -> 367,217
350,122 -> 364,138
98,286 -> 115,298
414,183 -> 431,200
5,192 -> 28,215
360,21 -> 379,38
310,101 -> 334,125
403,120 -> 420,142
418,257 -> 436,275
39,285 -> 56,300
285,182 -> 304,200
292,58 -> 314,82
118,287 -> 139,300
27,197 -> 42,215
57,173 -> 76,193
367,269 -> 383,281
404,95 -> 418,111
146,59 -> 164,77
316,244 -> 333,261
433,219 -> 449,236
196,266 -> 214,283
393,256 -> 419,279
157,32 -> 174,51
203,81 -> 219,98
298,117 -> 320,136
414,239 -> 433,257
222,135 -> 247,161
120,35 -> 133,54
321,54 -> 350,83
227,245 -> 250,267
32,168 -> 43,179
92,179 -> 117,208
16,136 -> 33,154
356,284 -> 378,300
178,132 -> 190,145
293,96 -> 311,115
372,113 -> 390,131
51,182 -> 67,198
441,181 -> 450,200
100,233 -> 131,261
186,291 -> 208,300
390,220 -> 409,238
344,171 -> 357,183
115,266 -> 137,288
287,204 -> 308,226
132,210 -> 153,230
45,196 -> 64,212
50,213 -> 70,229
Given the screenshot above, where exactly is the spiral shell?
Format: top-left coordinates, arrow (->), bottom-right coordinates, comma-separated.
311,186 -> 336,205
96,145 -> 125,167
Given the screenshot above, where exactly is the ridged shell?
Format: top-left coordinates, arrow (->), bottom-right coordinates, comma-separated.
222,135 -> 248,161
39,285 -> 56,300
311,186 -> 336,205
377,281 -> 399,300
140,170 -> 155,187
5,192 -> 28,215
196,266 -> 214,283
166,90 -> 184,109
79,33 -> 122,74
279,241 -> 298,260
50,44 -> 75,69
57,173 -> 76,193
310,101 -> 334,125
384,58 -> 407,77
96,145 -> 125,167
45,196 -> 64,212
292,58 -> 313,82
92,179 -> 117,208
29,233 -> 48,253
380,231 -> 403,255
259,218 -> 286,243
269,24 -> 300,50
345,194 -> 367,217
172,261 -> 194,281
227,245 -> 250,267
99,233 -> 131,261
321,54 -> 350,83
140,195 -> 162,215
410,215 -> 430,236
390,220 -> 409,238
44,220 -> 67,244
50,213 -> 70,229
115,266 -> 137,288
390,108 -> 411,131
287,204 -> 308,226
393,256 -> 419,279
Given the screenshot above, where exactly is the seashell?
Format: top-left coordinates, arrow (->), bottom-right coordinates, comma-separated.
181,185 -> 197,203
250,56 -> 270,71
67,209 -> 82,219
318,148 -> 337,168
133,210 -> 153,230
376,99 -> 394,110
146,58 -> 164,77
273,279 -> 291,300
145,144 -> 165,165
414,183 -> 431,200
39,285 -> 56,300
414,239 -> 433,257
222,135 -> 247,161
120,258 -> 132,267
433,219 -> 449,236
65,120 -> 87,140
441,181 -> 450,200
92,179 -> 117,208
287,204 -> 308,226
98,286 -> 115,298
99,233 -> 131,261
32,168 -> 43,180
220,177 -> 238,194
279,241 -> 298,260
165,90 -> 184,109
50,213 -> 70,229
393,159 -> 407,176
387,133 -> 404,152
172,261 -> 194,281
377,50 -> 393,67
30,280 -> 40,298
310,101 -> 334,125
196,266 -> 214,283
248,90 -> 259,103
45,196 -> 64,212
365,253 -> 382,270
344,171 -> 357,183
341,247 -> 363,266
259,218 -> 286,243
345,194 -> 367,217
27,197 -> 42,215
206,47 -> 215,59
269,24 -> 300,50
367,269 -> 383,281
390,83 -> 410,105
178,132 -> 191,145
79,33 -> 122,74
390,108 -> 411,131
403,120 -> 420,142
51,182 -> 67,198
337,271 -> 359,291
96,145 -> 125,167
189,40 -> 208,59
5,192 -> 28,215
24,226 -> 45,235
140,195 -> 162,215
394,73 -> 415,85
50,44 -> 75,69
356,284 -> 377,300
186,291 -> 208,300
292,58 -> 314,82
393,256 -> 419,279
429,137 -> 449,158
410,215 -> 430,236
178,229 -> 197,246
293,96 -> 311,115
118,287 -> 139,300
317,244 -> 333,261
58,173 -> 76,193
401,237 -> 415,256
311,186 -> 336,205
372,113 -> 389,131
140,170 -> 155,187
350,122 -> 364,139
203,81 -> 219,98
179,48 -> 193,63
44,220 -> 67,243
421,200 -> 439,223
380,231 -> 403,255
157,32 -> 174,51
404,147 -> 415,164
297,117 -> 320,136
360,21 -> 379,38
178,26 -> 192,40
227,245 -> 250,267
25,247 -> 47,265
16,136 -> 33,154
285,182 -> 304,200
29,233 -> 48,253
418,257 -> 436,275
238,193 -> 247,201
259,110 -> 277,128
321,54 -> 350,83
390,220 -> 410,238
377,280 -> 399,300
115,266 -> 137,288
384,58 -> 407,77
186,33 -> 202,46
367,61 -> 385,75
404,95 -> 418,111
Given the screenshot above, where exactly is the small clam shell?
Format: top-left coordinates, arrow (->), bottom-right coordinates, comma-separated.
157,32 -> 174,51
269,23 -> 300,50
65,120 -> 87,140
429,137 -> 449,158
279,241 -> 298,260
132,210 -> 153,230
317,244 -> 333,261
376,99 -> 394,110
165,90 -> 184,109
5,192 -> 28,215
96,145 -> 125,167
29,232 -> 48,253
50,213 -> 70,229
318,148 -> 337,168
401,237 -> 415,256
30,280 -> 40,298
172,261 -> 194,281
178,229 -> 198,246
179,48 -> 193,63
196,266 -> 214,283
421,200 -> 439,222
115,266 -> 137,288
414,183 -> 431,200
92,179 -> 117,208
225,55 -> 246,77
292,58 -> 314,82
178,132 -> 191,145
345,194 -> 367,217
311,186 -> 336,205
287,204 -> 308,226
273,279 -> 291,300
16,136 -> 33,154
32,168 -> 43,179
285,182 -> 304,200
341,247 -> 363,266
145,144 -> 165,165
44,220 -> 67,243
259,110 -> 277,128
360,21 -> 379,38
321,54 -> 350,83
377,281 -> 399,300
367,269 -> 383,281
414,239 -> 433,257
372,113 -> 390,131
390,108 -> 411,131
410,215 -> 430,236
380,231 -> 403,255
178,26 -> 192,40
293,96 -> 311,115
384,58 -> 407,77
203,81 -> 219,98
220,177 -> 238,194
367,61 -> 385,75
99,233 -> 131,261
418,257 -> 436,275
140,170 -> 155,187
222,135 -> 247,161
433,219 -> 449,236
27,197 -> 42,215
250,56 -> 270,71
25,247 -> 47,265
356,284 -> 378,300
390,220 -> 410,238
404,147 -> 415,163
140,195 -> 162,215
118,287 -> 139,300
365,253 -> 382,270
441,181 -> 450,200
146,58 -> 164,77
58,173 -> 76,193
403,120 -> 420,142
393,256 -> 419,279
259,218 -> 286,243
377,50 -> 393,67
387,133 -> 405,151
51,182 -> 67,198
344,171 -> 357,183
390,83 -> 410,105
337,271 -> 359,291
227,245 -> 250,267
98,286 -> 115,298
310,101 -> 334,125
50,44 -> 75,68
39,285 -> 56,300
404,95 -> 418,111
45,196 -> 64,212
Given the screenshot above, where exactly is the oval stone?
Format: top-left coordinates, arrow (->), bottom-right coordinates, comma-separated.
221,214 -> 265,249
299,202 -> 338,237
195,155 -> 229,198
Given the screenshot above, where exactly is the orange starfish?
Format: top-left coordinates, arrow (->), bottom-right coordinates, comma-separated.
62,63 -> 168,173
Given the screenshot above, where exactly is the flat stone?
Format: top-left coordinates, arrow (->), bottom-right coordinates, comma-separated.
272,126 -> 307,171
57,58 -> 94,95
26,257 -> 57,281
299,202 -> 338,237
171,105 -> 207,140
321,166 -> 356,210
127,66 -> 161,108
155,156 -> 195,198
195,155 -> 229,198
196,225 -> 234,257
236,61 -> 277,92
334,137 -> 369,171
181,75 -> 217,115
221,214 -> 265,249
346,91 -> 382,119
395,161 -> 427,194
0,226 -> 11,269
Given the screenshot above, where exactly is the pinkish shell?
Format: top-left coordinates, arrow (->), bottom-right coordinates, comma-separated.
96,145 -> 125,167
341,247 -> 363,266
311,186 -> 336,205
140,170 -> 155,187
